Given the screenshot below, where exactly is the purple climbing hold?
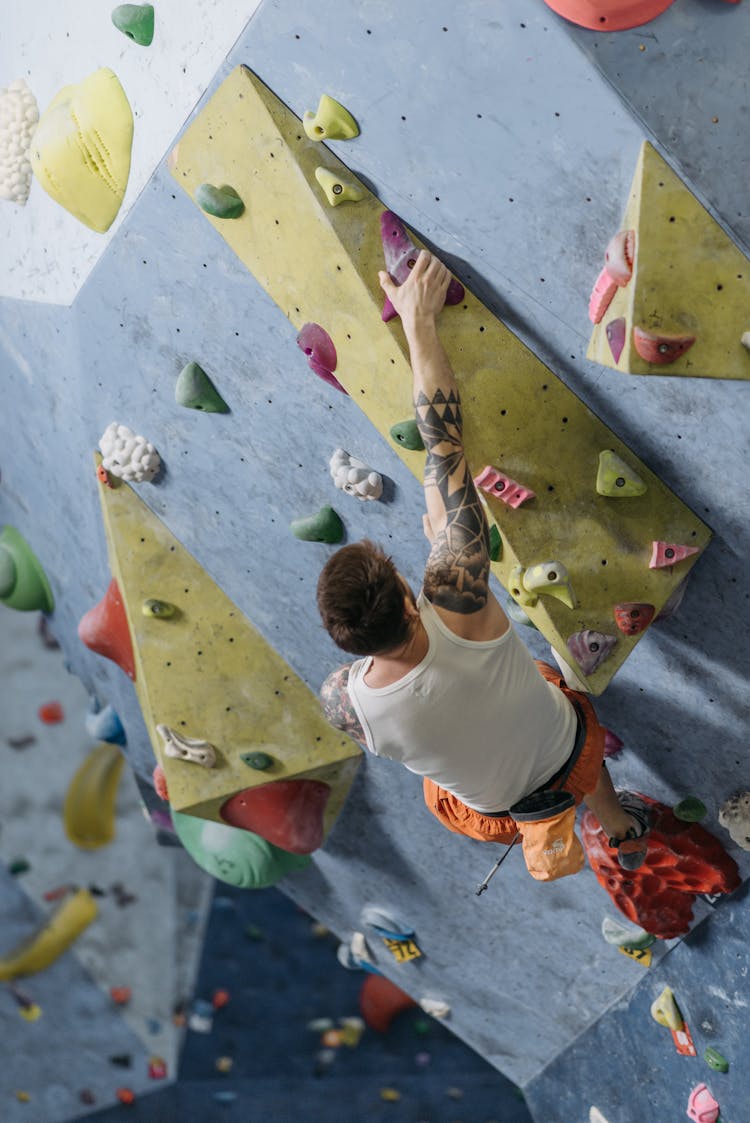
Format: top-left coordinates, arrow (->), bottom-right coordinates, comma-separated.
566,629 -> 617,674
296,324 -> 347,394
606,318 -> 627,363
379,211 -> 464,322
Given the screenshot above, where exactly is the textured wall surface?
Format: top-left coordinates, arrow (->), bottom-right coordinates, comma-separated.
1,0 -> 749,1109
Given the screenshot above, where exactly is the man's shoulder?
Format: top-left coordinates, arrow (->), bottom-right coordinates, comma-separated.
320,664 -> 366,743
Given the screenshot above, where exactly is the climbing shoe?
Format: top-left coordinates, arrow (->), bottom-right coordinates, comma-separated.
608,791 -> 651,871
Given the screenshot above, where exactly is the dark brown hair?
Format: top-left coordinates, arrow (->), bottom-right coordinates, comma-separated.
316,540 -> 412,655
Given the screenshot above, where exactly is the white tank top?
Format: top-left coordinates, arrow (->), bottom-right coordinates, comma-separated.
347,594 -> 577,813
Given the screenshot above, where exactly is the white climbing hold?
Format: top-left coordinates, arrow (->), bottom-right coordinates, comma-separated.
0,79 -> 38,206
156,723 -> 216,768
589,1109 -> 611,1123
336,931 -> 375,970
718,791 -> 750,851
99,422 -> 161,482
418,996 -> 450,1019
329,449 -> 383,501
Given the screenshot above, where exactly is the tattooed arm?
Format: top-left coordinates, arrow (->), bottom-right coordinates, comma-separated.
320,665 -> 366,745
379,250 -> 508,639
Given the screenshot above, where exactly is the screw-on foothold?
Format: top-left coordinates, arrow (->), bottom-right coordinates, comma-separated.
596,450 -> 647,497
303,95 -> 359,141
290,506 -> 344,544
141,599 -> 177,619
633,326 -> 696,365
111,4 -> 154,45
703,1047 -> 729,1074
474,466 -> 535,508
156,724 -> 216,769
195,183 -> 245,219
389,420 -> 424,451
650,985 -> 684,1032
567,630 -> 617,675
523,561 -> 576,609
175,361 -> 230,413
314,166 -> 364,206
613,602 -> 655,635
241,751 -> 274,770
649,541 -> 699,569
489,524 -> 502,562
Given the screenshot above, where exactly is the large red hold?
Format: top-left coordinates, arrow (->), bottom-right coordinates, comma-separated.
220,778 -> 331,854
78,578 -> 136,680
581,795 -> 740,939
359,973 -> 417,1032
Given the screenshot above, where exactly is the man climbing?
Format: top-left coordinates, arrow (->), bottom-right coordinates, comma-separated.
316,249 -> 650,875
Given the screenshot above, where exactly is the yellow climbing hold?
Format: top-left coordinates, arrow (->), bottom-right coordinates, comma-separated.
63,742 -> 125,850
314,166 -> 364,206
650,985 -> 684,1031
303,94 -> 359,141
596,450 -> 647,498
30,68 -> 133,232
0,889 -> 97,981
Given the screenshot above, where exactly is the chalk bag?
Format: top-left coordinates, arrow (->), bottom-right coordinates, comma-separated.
509,790 -> 584,882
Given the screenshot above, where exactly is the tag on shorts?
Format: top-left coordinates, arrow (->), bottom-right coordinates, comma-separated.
383,937 -> 422,963
617,944 -> 652,967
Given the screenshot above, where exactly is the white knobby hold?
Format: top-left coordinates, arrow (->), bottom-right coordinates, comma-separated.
99,421 -> 161,482
718,791 -> 750,851
329,448 -> 383,501
418,996 -> 451,1019
0,79 -> 38,206
156,723 -> 216,769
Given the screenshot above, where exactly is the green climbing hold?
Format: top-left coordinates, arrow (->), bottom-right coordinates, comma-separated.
389,420 -> 424,451
601,916 -> 655,951
704,1046 -> 729,1073
241,751 -> 273,771
141,598 -> 177,619
171,810 -> 310,889
175,361 -> 230,413
111,4 -> 154,46
673,797 -> 707,822
489,524 -> 502,562
0,527 -> 54,613
195,183 -> 245,219
290,506 -> 344,544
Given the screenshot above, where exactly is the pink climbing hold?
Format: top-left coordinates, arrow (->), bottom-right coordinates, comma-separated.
566,629 -> 617,675
633,326 -> 696,365
604,230 -> 635,287
603,730 -> 624,759
220,778 -> 332,854
686,1083 -> 720,1123
588,267 -> 618,324
613,602 -> 655,636
649,542 -> 700,569
606,317 -> 627,363
296,324 -> 347,394
77,578 -> 136,680
379,211 -> 464,322
473,466 -> 535,508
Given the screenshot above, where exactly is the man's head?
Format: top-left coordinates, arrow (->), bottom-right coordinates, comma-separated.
316,539 -> 417,656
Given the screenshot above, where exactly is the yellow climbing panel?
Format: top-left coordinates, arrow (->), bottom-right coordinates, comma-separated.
170,67 -> 711,693
92,456 -> 361,826
587,141 -> 750,379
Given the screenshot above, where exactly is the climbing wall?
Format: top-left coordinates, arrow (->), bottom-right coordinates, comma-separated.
2,1 -> 750,1120
169,66 -> 711,695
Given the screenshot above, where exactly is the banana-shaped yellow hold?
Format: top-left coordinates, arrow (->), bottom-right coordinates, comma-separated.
0,889 -> 98,981
64,742 -> 125,849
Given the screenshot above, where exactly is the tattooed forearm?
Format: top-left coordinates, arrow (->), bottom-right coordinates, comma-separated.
415,387 -> 490,614
320,666 -> 366,743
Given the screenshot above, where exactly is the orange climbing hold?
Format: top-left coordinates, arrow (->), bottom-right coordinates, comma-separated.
581,795 -> 739,938
543,1 -> 676,32
77,578 -> 136,680
38,701 -> 64,724
359,973 -> 417,1032
220,779 -> 331,854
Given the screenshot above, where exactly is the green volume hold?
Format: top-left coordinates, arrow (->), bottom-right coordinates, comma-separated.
290,506 -> 344,544
175,361 -> 230,413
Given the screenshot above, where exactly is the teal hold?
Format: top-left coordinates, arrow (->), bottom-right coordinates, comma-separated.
171,810 -> 310,889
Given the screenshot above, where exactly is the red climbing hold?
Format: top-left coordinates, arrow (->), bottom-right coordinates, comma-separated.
613,602 -> 654,635
632,326 -> 696,365
153,765 -> 169,802
581,796 -> 740,939
220,779 -> 331,854
380,211 -> 464,322
38,701 -> 64,724
359,973 -> 417,1032
77,578 -> 136,680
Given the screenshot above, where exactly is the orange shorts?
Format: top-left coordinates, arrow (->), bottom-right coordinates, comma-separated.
422,662 -> 606,844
